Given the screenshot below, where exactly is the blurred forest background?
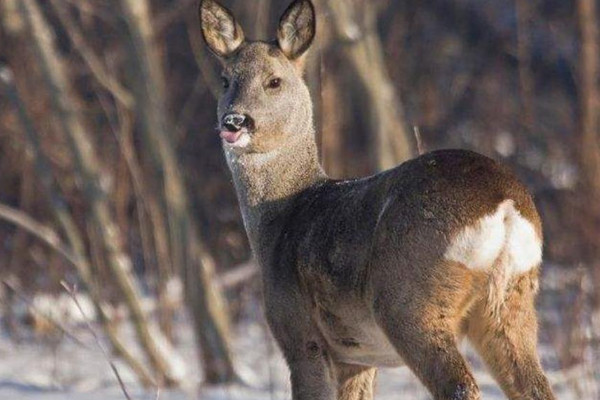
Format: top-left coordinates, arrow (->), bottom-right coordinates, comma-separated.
0,0 -> 600,398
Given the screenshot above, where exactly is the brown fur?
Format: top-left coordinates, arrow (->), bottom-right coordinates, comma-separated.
199,1 -> 556,399
337,364 -> 377,400
467,269 -> 554,400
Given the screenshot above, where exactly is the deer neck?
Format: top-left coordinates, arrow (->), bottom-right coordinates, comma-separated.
224,131 -> 326,253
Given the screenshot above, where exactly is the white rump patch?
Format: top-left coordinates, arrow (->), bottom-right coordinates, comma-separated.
444,200 -> 541,274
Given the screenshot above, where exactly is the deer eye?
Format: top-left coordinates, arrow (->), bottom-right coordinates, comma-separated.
267,78 -> 281,89
221,77 -> 230,89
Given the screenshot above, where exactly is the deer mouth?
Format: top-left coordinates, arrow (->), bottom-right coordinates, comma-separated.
220,128 -> 251,147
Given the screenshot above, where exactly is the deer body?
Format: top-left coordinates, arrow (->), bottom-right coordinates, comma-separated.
200,1 -> 556,399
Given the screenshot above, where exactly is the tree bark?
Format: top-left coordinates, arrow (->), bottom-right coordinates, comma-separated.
577,0 -> 600,198
320,57 -> 347,178
119,0 -> 237,383
326,0 -> 413,170
515,0 -> 535,134
577,0 -> 600,386
14,0 -> 182,386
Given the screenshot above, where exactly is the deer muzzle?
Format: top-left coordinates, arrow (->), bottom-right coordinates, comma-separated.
220,112 -> 253,146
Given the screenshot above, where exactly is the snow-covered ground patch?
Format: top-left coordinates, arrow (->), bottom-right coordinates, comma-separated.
0,264 -> 596,399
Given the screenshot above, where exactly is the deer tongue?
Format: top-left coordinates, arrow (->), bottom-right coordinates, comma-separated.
220,130 -> 242,143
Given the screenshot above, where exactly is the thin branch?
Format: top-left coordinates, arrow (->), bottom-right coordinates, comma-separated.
96,92 -> 157,273
97,90 -> 176,341
413,126 -> 425,156
2,279 -> 89,348
0,207 -> 150,387
48,0 -> 133,108
216,260 -> 259,290
61,281 -> 134,400
0,203 -> 82,269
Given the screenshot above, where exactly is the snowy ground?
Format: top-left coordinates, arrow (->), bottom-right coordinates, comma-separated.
1,265 -> 598,399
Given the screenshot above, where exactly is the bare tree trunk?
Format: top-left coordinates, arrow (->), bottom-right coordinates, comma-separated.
99,91 -> 177,343
48,0 -> 133,109
577,0 -> 600,391
320,58 -> 347,178
119,0 -> 237,383
577,0 -> 600,196
326,0 -> 413,170
7,158 -> 34,289
0,65 -> 156,387
248,0 -> 271,38
186,12 -> 222,98
515,0 -> 535,134
14,0 -> 182,386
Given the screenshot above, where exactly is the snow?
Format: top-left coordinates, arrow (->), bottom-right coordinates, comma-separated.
0,264 -> 596,399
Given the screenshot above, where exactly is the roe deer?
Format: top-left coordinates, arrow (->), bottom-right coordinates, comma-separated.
199,0 -> 556,399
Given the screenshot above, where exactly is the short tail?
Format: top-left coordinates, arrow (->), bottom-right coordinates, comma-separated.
486,201 -> 541,319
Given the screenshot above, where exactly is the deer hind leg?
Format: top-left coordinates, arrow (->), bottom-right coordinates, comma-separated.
336,363 -> 377,400
373,261 -> 481,400
376,313 -> 480,400
467,268 -> 556,400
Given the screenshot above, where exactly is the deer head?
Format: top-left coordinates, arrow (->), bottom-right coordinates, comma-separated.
200,0 -> 316,154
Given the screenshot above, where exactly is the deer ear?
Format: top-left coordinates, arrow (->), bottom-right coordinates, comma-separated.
199,0 -> 245,58
277,0 -> 316,60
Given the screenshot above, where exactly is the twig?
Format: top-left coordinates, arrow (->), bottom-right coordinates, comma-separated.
0,203 -> 83,270
97,89 -> 178,343
413,126 -> 425,156
61,281 -> 134,400
96,91 -> 156,274
2,279 -> 89,348
48,0 -> 133,108
216,260 -> 259,290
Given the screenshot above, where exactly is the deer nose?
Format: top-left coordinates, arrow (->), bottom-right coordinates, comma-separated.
222,113 -> 247,132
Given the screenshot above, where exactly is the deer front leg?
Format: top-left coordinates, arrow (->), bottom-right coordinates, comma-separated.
265,286 -> 336,400
286,340 -> 337,400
